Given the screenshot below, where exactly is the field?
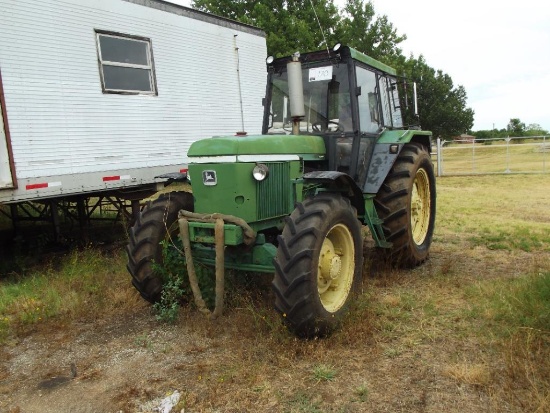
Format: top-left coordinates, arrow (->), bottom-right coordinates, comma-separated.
437,138 -> 549,175
0,174 -> 549,413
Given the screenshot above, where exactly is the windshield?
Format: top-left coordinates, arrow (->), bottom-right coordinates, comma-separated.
267,64 -> 351,134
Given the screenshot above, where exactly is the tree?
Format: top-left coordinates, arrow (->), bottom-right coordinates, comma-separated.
398,55 -> 474,138
334,0 -> 406,62
472,122 -> 548,139
192,0 -> 341,57
525,123 -> 548,136
507,118 -> 526,137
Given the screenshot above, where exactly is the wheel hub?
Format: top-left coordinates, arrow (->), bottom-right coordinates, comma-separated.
411,168 -> 431,245
329,256 -> 341,279
317,224 -> 355,313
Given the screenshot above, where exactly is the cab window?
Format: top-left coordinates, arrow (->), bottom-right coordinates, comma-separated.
356,66 -> 380,133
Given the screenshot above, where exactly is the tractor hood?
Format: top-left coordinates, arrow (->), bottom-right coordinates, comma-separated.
187,134 -> 326,161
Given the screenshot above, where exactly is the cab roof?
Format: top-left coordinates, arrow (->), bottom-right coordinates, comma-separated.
269,45 -> 397,76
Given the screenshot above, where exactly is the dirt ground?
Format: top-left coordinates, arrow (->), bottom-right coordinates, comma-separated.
1,242 -> 541,413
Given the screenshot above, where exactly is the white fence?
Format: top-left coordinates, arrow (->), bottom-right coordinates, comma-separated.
435,136 -> 549,176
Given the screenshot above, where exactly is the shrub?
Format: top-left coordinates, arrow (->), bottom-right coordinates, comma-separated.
152,240 -> 216,323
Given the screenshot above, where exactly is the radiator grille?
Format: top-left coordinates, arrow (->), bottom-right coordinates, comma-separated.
257,162 -> 290,220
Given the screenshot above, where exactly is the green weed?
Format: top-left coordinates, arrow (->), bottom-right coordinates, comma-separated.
285,392 -> 322,413
312,364 -> 337,382
134,334 -> 153,350
355,383 -> 369,402
152,240 -> 216,323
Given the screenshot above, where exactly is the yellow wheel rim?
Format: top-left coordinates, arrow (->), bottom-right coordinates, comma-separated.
411,168 -> 431,245
317,223 -> 355,313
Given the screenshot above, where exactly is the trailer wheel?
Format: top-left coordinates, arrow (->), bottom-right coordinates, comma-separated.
374,142 -> 436,267
273,194 -> 363,338
126,191 -> 193,303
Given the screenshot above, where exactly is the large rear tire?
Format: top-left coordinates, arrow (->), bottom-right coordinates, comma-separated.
273,194 -> 363,338
374,142 -> 436,267
126,191 -> 193,303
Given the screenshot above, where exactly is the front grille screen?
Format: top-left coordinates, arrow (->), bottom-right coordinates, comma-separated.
257,162 -> 290,220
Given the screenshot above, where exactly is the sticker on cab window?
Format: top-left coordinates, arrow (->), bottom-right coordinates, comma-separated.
309,66 -> 333,82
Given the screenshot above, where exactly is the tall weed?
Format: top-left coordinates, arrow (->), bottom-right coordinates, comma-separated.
152,240 -> 216,323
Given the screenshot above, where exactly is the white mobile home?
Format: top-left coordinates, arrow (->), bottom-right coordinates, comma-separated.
0,0 -> 267,209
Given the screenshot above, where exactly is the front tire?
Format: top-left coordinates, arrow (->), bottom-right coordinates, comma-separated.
374,142 -> 436,267
273,194 -> 363,338
126,191 -> 193,303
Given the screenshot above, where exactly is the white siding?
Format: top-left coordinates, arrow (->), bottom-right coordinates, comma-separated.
0,0 -> 267,181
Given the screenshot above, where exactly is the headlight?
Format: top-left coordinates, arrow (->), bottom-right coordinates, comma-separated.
252,163 -> 269,181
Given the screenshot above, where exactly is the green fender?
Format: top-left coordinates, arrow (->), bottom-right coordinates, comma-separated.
363,129 -> 432,194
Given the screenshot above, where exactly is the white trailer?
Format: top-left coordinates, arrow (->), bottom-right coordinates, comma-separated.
0,0 -> 266,232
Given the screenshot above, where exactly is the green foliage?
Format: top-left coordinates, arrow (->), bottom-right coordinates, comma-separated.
507,118 -> 526,137
355,383 -> 369,402
335,0 -> 406,62
153,269 -> 185,323
192,0 -> 407,61
398,55 -> 474,137
312,364 -> 337,382
472,119 -> 548,139
193,0 -> 341,57
525,122 -> 549,136
152,240 -> 216,323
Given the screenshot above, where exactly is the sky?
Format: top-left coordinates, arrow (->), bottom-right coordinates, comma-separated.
169,0 -> 550,132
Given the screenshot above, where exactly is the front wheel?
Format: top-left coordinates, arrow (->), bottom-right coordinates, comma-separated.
273,194 -> 363,338
374,142 -> 436,267
126,191 -> 193,303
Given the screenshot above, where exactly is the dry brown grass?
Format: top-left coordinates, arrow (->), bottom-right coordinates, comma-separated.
443,363 -> 492,386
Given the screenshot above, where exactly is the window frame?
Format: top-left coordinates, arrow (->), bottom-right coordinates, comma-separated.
95,30 -> 158,96
378,75 -> 404,129
355,64 -> 381,134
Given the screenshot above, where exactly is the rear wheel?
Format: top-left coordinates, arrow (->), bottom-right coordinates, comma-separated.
273,194 -> 363,338
374,142 -> 436,267
126,191 -> 193,302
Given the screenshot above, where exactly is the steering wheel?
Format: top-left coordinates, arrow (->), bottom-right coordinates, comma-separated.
312,120 -> 343,133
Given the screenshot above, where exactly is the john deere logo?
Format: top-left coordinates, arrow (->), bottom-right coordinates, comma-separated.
202,170 -> 217,186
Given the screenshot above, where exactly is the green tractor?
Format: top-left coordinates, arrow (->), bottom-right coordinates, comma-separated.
127,44 -> 436,338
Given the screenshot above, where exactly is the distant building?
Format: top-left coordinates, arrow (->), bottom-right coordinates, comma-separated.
452,134 -> 475,143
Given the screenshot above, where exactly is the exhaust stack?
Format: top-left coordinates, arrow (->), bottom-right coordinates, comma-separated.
287,52 -> 305,135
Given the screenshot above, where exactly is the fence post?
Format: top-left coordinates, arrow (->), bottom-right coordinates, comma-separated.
471,138 -> 476,173
436,137 -> 442,176
544,135 -> 547,173
505,136 -> 511,173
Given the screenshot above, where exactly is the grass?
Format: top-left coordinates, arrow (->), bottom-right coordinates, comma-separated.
0,174 -> 549,412
435,174 -> 550,253
312,364 -> 337,382
0,248 -> 142,340
438,138 -> 549,174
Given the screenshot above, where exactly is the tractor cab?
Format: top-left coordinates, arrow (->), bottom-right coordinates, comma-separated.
263,44 -> 415,187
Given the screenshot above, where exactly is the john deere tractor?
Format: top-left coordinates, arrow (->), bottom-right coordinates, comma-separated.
127,44 -> 436,338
